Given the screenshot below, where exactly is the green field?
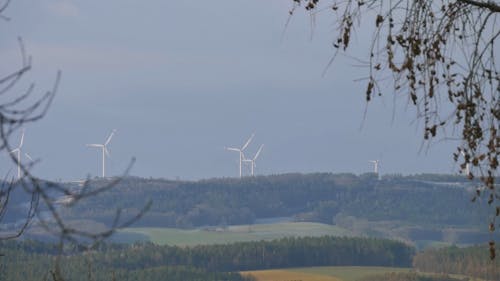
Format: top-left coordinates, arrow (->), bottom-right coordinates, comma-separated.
242,266 -> 411,281
117,221 -> 472,251
119,222 -> 354,246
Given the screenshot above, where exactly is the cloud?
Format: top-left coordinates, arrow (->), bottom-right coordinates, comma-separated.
46,0 -> 79,18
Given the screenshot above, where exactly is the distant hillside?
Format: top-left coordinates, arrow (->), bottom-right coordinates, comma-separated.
4,173 -> 496,245
55,173 -> 486,228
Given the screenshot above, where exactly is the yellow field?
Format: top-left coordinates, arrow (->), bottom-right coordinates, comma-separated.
241,266 -> 411,281
241,269 -> 341,281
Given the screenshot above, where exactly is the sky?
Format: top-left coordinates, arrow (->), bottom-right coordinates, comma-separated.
0,0 -> 461,181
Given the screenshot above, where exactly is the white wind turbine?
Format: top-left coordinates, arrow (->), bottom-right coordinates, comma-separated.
369,160 -> 380,179
226,133 -> 254,178
10,129 -> 34,179
460,151 -> 471,176
87,129 -> 116,178
243,144 -> 264,176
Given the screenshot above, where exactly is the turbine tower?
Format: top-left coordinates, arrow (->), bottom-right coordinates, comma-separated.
369,160 -> 379,174
226,133 -> 254,178
369,160 -> 380,180
243,144 -> 264,176
87,129 -> 116,178
10,129 -> 25,179
460,151 -> 471,176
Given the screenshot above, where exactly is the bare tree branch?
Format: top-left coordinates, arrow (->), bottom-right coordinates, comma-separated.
458,0 -> 500,13
290,0 -> 499,259
0,3 -> 151,276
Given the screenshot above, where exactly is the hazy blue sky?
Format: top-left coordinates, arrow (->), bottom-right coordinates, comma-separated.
0,0 -> 460,180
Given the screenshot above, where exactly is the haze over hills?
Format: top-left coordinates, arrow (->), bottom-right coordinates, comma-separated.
3,172 -> 496,249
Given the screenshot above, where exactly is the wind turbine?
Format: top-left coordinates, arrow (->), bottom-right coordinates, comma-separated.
460,151 -> 471,176
10,129 -> 33,179
243,144 -> 264,176
87,129 -> 116,178
369,160 -> 380,179
226,133 -> 254,178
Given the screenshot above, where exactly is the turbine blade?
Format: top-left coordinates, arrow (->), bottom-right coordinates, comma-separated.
87,144 -> 103,148
104,147 -> 111,158
25,153 -> 33,161
241,133 -> 255,151
226,147 -> 240,152
105,129 -> 116,145
19,129 -> 25,148
10,148 -> 19,153
254,144 -> 264,160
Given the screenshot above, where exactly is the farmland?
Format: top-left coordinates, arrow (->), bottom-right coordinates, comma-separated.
242,266 -> 411,281
241,269 -> 341,281
117,220 -> 484,251
119,222 -> 354,246
54,173 -> 495,251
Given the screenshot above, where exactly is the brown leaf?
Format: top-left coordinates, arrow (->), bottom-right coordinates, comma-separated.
375,15 -> 384,27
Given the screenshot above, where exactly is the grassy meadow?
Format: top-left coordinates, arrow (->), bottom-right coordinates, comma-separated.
116,220 -> 477,252
119,222 -> 354,246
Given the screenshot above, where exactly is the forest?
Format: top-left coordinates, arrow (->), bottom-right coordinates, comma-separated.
2,237 -> 498,281
3,172 -> 496,250
46,173 -> 485,229
0,236 -> 414,281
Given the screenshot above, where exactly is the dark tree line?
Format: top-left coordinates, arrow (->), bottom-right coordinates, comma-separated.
0,236 -> 414,280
